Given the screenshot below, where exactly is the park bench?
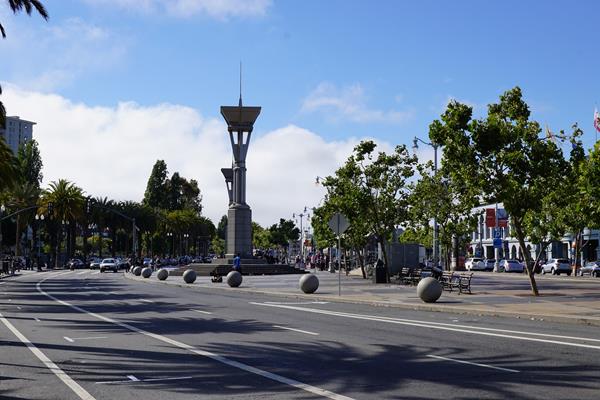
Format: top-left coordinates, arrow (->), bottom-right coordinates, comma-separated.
457,272 -> 473,294
439,272 -> 473,294
399,267 -> 412,285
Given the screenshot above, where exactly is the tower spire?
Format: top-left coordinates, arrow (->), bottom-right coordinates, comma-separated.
238,61 -> 242,107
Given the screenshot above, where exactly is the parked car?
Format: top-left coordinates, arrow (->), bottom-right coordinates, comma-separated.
100,258 -> 118,273
465,257 -> 485,271
116,258 -> 131,270
89,257 -> 101,269
541,258 -> 572,276
580,261 -> 600,277
484,259 -> 496,271
499,259 -> 524,273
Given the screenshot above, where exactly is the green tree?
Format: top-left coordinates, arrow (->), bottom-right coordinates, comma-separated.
143,160 -> 169,209
252,222 -> 272,250
268,218 -> 300,248
40,179 -> 84,268
430,87 -> 569,295
217,215 -> 227,240
0,136 -> 18,190
321,140 -> 417,280
16,139 -> 43,188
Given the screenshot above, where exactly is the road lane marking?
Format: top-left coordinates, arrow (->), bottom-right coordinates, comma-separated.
64,336 -> 74,342
34,317 -> 41,322
0,312 -> 96,400
96,375 -> 194,384
250,302 -> 600,351
140,299 -> 154,303
127,375 -> 139,381
17,306 -> 21,309
91,271 -> 100,275
77,271 -> 87,275
37,276 -> 355,400
0,282 -> 5,285
427,354 -> 520,373
109,291 -> 117,295
273,325 -> 319,336
191,309 -> 212,315
68,336 -> 108,341
264,301 -> 329,305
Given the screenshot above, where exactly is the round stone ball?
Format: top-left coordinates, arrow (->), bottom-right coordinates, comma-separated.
299,273 -> 319,294
141,267 -> 152,278
417,277 -> 443,303
226,271 -> 242,287
157,268 -> 169,281
133,266 -> 142,276
183,269 -> 197,284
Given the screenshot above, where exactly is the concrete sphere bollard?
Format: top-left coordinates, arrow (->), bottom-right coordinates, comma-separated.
183,269 -> 196,284
141,267 -> 152,278
133,266 -> 142,276
417,277 -> 442,303
157,268 -> 169,281
299,273 -> 319,294
226,271 -> 243,287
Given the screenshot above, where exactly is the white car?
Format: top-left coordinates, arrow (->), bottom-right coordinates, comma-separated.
465,257 -> 485,271
499,259 -> 524,273
541,258 -> 572,276
100,258 -> 118,273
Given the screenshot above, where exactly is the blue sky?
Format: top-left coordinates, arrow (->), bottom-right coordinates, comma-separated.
1,0 -> 599,225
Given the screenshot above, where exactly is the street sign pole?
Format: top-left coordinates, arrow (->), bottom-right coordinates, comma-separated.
328,213 -> 349,297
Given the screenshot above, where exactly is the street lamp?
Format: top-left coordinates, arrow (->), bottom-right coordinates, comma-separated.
35,213 -> 45,269
413,136 -> 440,268
183,233 -> 189,255
293,207 -> 309,260
0,204 -> 5,251
166,232 -> 173,257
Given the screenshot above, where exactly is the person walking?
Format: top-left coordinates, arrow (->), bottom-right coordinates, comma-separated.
233,253 -> 242,274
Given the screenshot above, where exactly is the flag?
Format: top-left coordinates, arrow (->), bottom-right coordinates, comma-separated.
595,108 -> 600,133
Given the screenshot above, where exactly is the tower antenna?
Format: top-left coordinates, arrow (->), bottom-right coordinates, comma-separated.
239,61 -> 242,107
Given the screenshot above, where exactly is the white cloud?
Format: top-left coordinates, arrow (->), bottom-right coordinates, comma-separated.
0,17 -> 128,91
301,82 -> 414,124
83,0 -> 272,19
2,84 -> 386,227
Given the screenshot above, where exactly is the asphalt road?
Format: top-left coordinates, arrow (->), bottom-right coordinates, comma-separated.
2,270 -> 600,400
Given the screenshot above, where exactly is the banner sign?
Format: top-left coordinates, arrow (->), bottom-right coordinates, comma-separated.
497,208 -> 508,228
485,209 -> 496,228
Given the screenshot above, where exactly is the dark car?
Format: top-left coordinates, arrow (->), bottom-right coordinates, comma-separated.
67,258 -> 85,269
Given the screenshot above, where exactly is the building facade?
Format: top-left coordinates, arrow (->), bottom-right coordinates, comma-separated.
469,204 -> 600,263
0,116 -> 35,154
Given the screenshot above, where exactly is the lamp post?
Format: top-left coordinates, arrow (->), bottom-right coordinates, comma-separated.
166,232 -> 173,257
183,233 -> 189,256
413,136 -> 440,268
0,204 -> 5,252
35,213 -> 45,269
293,207 -> 308,261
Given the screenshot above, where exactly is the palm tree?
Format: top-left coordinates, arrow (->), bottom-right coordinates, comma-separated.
40,179 -> 84,268
1,1 -> 48,131
7,181 -> 39,256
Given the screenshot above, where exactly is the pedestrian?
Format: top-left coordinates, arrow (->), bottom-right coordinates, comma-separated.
233,253 -> 242,274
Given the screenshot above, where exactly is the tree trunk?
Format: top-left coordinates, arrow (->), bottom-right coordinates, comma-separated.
15,214 -> 21,256
513,218 -> 539,296
379,236 -> 390,282
356,246 -> 366,279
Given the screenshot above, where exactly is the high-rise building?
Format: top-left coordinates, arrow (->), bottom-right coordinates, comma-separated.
0,116 -> 36,154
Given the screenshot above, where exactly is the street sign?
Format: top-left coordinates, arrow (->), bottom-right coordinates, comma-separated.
493,238 -> 502,248
493,228 -> 501,239
328,213 -> 349,236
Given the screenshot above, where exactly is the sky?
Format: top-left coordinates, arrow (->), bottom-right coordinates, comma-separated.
1,0 -> 600,227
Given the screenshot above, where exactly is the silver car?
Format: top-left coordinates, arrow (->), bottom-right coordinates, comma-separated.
100,258 -> 118,273
580,261 -> 600,277
541,258 -> 572,276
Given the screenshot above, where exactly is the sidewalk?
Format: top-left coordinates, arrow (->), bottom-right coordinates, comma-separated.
125,268 -> 600,327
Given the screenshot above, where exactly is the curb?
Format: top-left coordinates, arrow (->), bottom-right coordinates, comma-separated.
123,272 -> 600,327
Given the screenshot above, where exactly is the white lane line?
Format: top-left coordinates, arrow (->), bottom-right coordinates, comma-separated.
64,336 -> 74,342
91,271 -> 100,275
77,271 -> 87,275
34,317 -> 41,322
0,282 -> 5,285
250,303 -> 600,351
127,375 -> 139,382
109,291 -> 117,295
37,277 -> 354,400
70,336 -> 108,341
427,354 -> 520,373
95,375 -> 194,385
264,301 -> 329,305
140,299 -> 154,303
273,325 -> 319,336
0,312 -> 96,400
17,306 -> 22,310
191,309 -> 212,315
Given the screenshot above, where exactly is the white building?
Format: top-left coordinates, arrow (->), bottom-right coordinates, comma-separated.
0,116 -> 35,154
469,204 -> 600,262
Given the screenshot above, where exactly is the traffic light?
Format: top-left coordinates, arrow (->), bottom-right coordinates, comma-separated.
47,202 -> 54,217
